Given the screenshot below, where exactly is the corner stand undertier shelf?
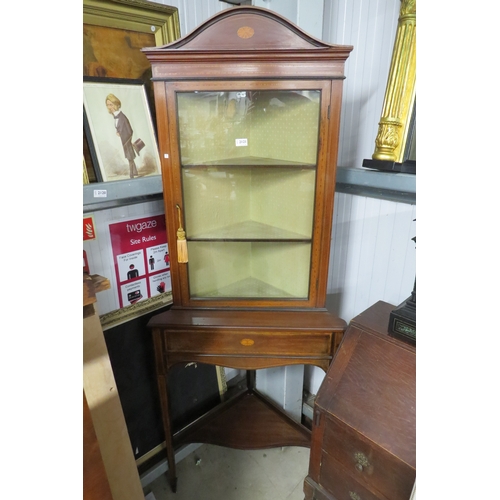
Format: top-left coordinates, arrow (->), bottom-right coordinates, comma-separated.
148,308 -> 346,492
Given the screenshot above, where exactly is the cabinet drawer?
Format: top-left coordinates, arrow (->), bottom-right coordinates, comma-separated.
164,329 -> 333,357
322,416 -> 415,500
320,452 -> 384,500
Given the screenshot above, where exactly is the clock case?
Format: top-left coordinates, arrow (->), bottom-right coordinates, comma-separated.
142,6 -> 353,311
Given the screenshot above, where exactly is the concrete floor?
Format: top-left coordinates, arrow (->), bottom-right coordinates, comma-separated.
143,444 -> 310,500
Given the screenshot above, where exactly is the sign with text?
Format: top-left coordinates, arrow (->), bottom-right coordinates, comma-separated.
83,215 -> 96,241
109,215 -> 171,309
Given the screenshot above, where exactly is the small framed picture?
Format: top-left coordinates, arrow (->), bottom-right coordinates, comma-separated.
83,77 -> 161,182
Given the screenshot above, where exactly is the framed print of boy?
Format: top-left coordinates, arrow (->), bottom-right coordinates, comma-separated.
106,93 -> 140,178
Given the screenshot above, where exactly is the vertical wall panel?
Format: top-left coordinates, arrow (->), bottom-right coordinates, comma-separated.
154,0 -> 231,37
366,199 -> 398,304
323,0 -> 400,168
298,0 -> 325,39
254,0 -> 298,24
329,193 -> 416,323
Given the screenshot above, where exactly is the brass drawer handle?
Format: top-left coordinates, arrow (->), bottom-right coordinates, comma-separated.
354,451 -> 370,472
240,338 -> 254,346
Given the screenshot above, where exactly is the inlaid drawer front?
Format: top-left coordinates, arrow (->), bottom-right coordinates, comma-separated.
322,416 -> 415,500
164,329 -> 333,356
319,452 -> 382,500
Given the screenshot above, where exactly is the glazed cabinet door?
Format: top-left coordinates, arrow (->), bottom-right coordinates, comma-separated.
158,79 -> 335,309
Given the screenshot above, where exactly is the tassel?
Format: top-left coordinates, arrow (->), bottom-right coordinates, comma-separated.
175,204 -> 188,263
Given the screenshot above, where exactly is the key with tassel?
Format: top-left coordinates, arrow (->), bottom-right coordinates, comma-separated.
175,204 -> 188,263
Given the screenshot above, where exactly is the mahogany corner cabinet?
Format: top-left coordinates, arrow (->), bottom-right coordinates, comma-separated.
143,6 -> 352,492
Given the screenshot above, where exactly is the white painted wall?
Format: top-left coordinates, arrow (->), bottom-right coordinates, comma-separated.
330,194 -> 416,322
323,0 -> 401,169
253,0 -> 325,39
157,0 -> 231,36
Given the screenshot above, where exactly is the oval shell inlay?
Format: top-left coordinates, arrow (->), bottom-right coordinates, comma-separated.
237,26 -> 254,39
240,338 -> 255,346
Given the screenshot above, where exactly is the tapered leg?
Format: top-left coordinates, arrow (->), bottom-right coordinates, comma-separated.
246,369 -> 256,392
157,373 -> 177,492
152,329 -> 177,492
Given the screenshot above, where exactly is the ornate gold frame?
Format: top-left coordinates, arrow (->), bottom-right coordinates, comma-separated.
371,0 -> 416,164
83,0 -> 181,47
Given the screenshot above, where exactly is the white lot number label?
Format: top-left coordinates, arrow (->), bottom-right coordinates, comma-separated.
235,138 -> 248,147
93,189 -> 108,198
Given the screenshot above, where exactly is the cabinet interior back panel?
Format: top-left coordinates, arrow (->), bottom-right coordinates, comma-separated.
188,241 -> 311,298
177,90 -> 320,166
183,168 -> 315,238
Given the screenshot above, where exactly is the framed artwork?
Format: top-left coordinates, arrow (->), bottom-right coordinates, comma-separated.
83,0 -> 180,181
83,157 -> 90,184
83,0 -> 180,80
83,78 -> 161,182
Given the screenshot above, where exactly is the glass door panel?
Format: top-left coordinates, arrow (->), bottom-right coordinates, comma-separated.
182,167 -> 316,240
177,90 -> 320,166
176,88 -> 321,301
187,241 -> 312,299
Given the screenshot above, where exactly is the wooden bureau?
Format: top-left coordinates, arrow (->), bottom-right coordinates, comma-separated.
304,301 -> 416,500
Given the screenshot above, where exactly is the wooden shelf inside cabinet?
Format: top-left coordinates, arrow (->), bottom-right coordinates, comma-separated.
183,156 -> 316,168
188,220 -> 310,241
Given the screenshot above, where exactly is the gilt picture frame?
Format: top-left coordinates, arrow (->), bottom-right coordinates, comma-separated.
83,77 -> 161,182
83,0 -> 180,80
83,0 -> 180,181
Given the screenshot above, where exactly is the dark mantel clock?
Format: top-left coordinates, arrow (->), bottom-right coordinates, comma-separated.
389,279 -> 416,345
